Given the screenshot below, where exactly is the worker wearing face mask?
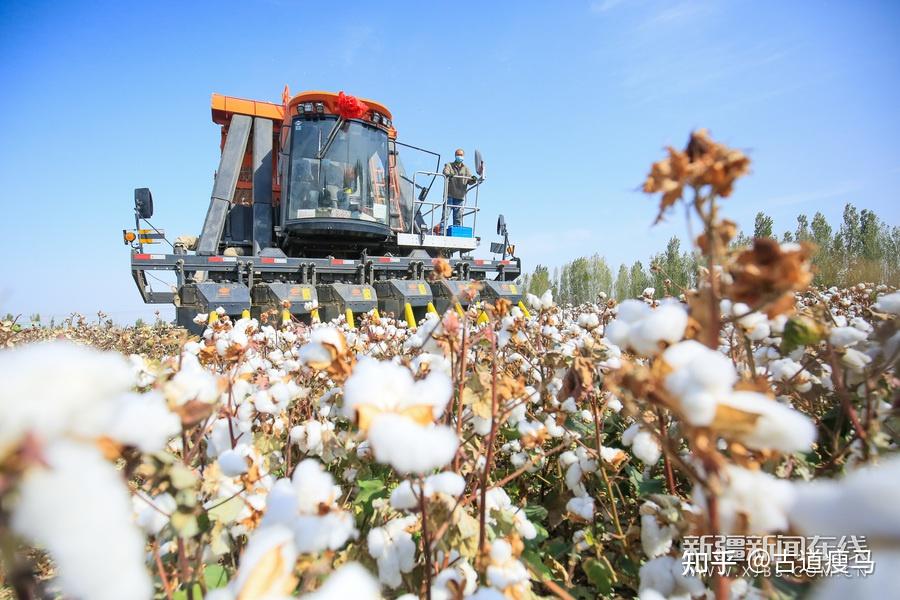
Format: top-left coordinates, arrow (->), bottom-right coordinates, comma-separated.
441,148 -> 478,231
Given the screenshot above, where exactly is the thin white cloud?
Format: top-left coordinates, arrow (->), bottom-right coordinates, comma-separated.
638,0 -> 715,29
590,0 -> 629,13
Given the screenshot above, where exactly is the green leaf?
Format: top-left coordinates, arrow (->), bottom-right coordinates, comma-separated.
546,536 -> 570,559
172,584 -> 201,600
522,548 -> 553,580
524,504 -> 548,522
204,563 -> 228,589
583,557 -> 615,595
356,479 -> 387,503
639,478 -> 665,496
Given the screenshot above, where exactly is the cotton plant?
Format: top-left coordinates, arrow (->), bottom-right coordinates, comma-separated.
0,342 -> 177,600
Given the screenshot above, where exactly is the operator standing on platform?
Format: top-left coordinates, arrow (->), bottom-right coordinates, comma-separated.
442,148 -> 477,230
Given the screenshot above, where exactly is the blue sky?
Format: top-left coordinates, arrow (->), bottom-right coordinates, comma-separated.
1,0 -> 898,322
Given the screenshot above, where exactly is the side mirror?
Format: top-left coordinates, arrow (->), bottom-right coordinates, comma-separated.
134,188 -> 154,219
497,214 -> 506,236
134,188 -> 153,219
474,149 -> 484,178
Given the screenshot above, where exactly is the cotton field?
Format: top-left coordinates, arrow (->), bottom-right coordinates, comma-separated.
1,131 -> 899,600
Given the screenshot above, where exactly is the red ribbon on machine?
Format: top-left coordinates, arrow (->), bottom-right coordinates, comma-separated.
335,91 -> 369,119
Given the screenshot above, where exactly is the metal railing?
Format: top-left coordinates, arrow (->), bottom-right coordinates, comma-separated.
411,171 -> 482,236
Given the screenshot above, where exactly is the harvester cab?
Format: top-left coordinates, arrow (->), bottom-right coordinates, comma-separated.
125,89 -> 522,331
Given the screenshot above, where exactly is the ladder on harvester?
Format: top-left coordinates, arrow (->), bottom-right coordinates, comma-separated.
387,153 -> 406,232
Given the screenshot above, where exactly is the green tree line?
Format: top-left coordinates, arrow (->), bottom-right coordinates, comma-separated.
519,203 -> 897,303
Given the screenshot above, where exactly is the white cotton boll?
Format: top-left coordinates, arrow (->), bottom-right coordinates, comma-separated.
638,556 -> 676,597
718,392 -> 816,453
607,396 -> 623,413
107,391 -> 181,453
486,541 -> 530,593
695,465 -> 795,534
292,421 -> 326,455
390,480 -> 419,510
432,561 -> 479,599
293,512 -> 358,554
490,539 -> 513,563
218,448 -> 249,477
790,455 -> 900,539
632,431 -> 661,464
849,316 -> 873,333
736,310 -> 771,341
805,549 -> 900,600
578,313 -> 600,330
622,423 -> 641,446
0,341 -> 136,454
134,493 -> 176,536
412,368 -> 453,419
291,459 -> 341,512
539,289 -> 554,309
617,299 -> 652,323
368,516 -> 417,588
666,343 -> 737,395
559,451 -> 578,467
873,291 -> 900,314
662,340 -> 736,425
261,479 -> 298,526
510,452 -> 528,468
303,563 -> 381,600
629,304 -> 688,356
205,418 -> 236,459
544,415 -> 565,437
165,353 -> 221,405
829,326 -> 868,348
567,496 -> 595,520
886,331 -> 900,362
268,381 -> 294,406
603,319 -> 631,349
253,389 -> 279,415
426,471 -> 465,497
343,358 -> 451,420
746,321 -> 771,341
565,462 -> 587,497
640,512 -> 675,558
600,446 -> 626,466
11,441 -> 152,600
260,462 -> 355,554
368,414 -> 458,474
472,414 -> 493,436
841,348 -> 872,373
638,555 -> 705,599
229,525 -> 298,599
679,390 -> 719,426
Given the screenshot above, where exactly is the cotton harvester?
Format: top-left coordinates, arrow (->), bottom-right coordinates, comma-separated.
125,88 -> 522,331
